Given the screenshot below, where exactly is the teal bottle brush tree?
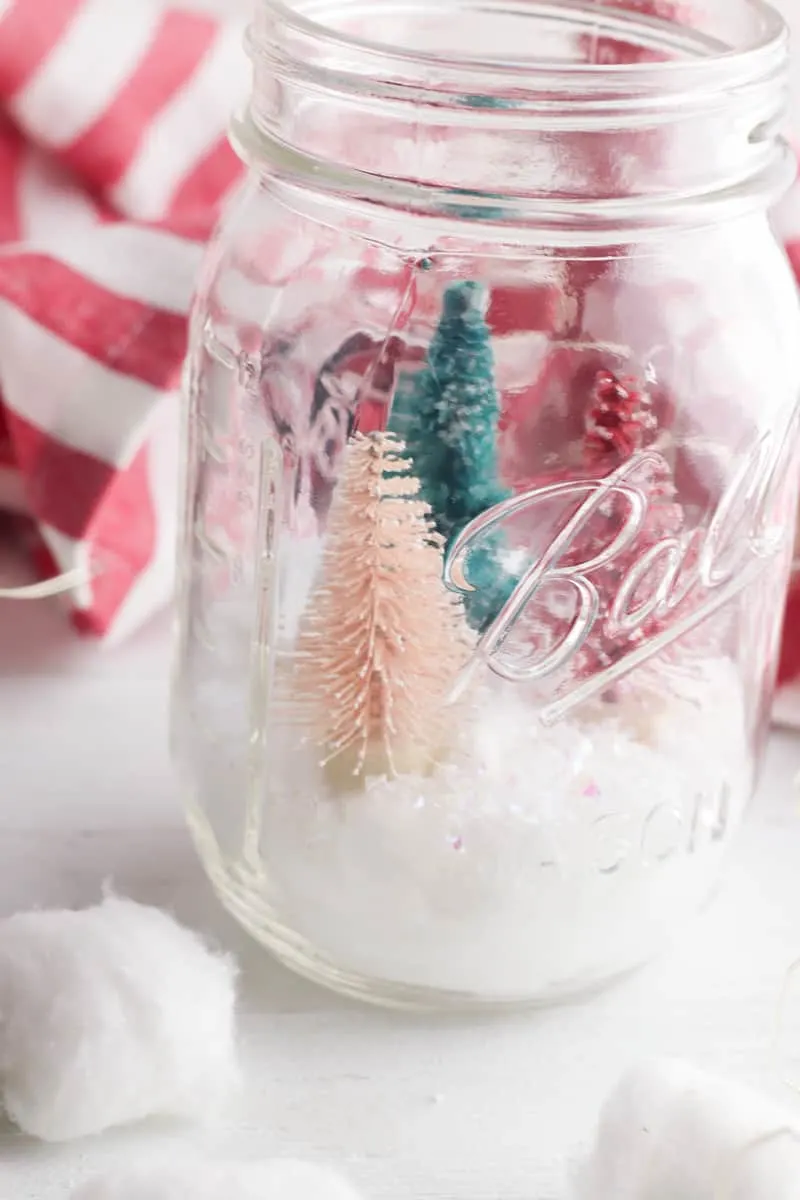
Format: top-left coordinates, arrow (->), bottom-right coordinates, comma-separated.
390,280 -> 514,631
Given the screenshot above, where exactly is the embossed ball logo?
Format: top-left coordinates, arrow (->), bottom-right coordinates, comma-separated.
444,437 -> 791,724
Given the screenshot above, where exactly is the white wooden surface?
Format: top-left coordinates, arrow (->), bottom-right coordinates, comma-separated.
2,566 -> 800,1200
3,2 -> 800,1198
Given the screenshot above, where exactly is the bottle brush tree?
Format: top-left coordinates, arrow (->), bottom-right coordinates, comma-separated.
562,369 -> 714,697
491,368 -> 711,713
295,432 -> 472,787
390,279 -> 515,631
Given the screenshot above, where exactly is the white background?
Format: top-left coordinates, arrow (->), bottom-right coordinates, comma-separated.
2,564 -> 800,1200
3,3 -> 800,1200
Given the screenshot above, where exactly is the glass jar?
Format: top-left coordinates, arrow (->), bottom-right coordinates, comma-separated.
172,0 -> 800,1009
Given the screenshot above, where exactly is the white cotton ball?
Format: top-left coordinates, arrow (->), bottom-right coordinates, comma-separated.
0,896 -> 238,1141
575,1059 -> 800,1200
71,1159 -> 365,1200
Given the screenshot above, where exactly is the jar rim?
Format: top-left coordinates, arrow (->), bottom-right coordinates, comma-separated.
243,0 -> 794,231
256,0 -> 788,94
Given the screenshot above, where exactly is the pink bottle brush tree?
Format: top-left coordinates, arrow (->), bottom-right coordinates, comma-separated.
295,432 -> 472,787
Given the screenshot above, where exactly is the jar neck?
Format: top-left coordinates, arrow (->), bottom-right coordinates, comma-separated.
239,0 -> 793,233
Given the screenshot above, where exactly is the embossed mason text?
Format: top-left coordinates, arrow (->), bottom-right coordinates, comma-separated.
444,439 -> 790,723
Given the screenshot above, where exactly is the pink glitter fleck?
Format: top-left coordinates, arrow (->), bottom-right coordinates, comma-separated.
452,836 -> 464,851
583,781 -> 601,799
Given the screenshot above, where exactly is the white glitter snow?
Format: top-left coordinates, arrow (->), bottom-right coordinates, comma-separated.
248,656 -> 750,1000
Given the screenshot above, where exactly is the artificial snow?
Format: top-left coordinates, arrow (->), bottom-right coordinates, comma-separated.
0,895 -> 238,1141
575,1060 -> 800,1200
71,1160 -> 364,1200
237,655 -> 750,1000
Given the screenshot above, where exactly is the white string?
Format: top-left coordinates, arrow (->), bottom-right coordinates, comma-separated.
0,568 -> 89,600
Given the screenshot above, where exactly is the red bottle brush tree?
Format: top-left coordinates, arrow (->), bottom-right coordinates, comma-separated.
779,512 -> 800,686
583,369 -> 658,467
512,367 -> 719,700
574,368 -> 718,690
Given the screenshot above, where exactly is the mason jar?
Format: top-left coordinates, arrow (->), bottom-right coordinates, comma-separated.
171,0 -> 800,1009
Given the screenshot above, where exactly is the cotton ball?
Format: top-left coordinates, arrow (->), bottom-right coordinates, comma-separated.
0,896 -> 238,1141
575,1059 -> 800,1200
71,1159 -> 365,1200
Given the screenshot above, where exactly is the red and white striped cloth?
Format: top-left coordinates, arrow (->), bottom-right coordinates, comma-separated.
0,0 -> 245,641
0,0 -> 799,655
772,163 -> 800,701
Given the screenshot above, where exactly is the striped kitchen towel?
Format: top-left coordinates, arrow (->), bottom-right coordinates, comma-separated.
0,0 -> 245,641
0,0 -> 798,654
775,159 -> 800,705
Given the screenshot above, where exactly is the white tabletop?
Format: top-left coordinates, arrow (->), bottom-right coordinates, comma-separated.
3,1 -> 800,1195
2,564 -> 800,1200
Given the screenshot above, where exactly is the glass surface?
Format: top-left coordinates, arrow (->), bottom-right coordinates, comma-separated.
172,0 -> 800,1008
